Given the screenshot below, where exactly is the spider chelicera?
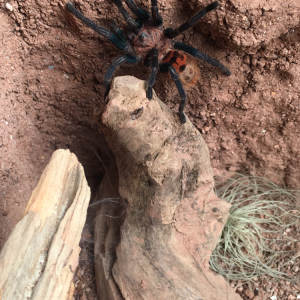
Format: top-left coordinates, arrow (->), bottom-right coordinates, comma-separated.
66,0 -> 231,123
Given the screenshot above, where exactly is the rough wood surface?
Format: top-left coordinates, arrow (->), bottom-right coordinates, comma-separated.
94,76 -> 242,300
0,149 -> 91,300
93,161 -> 125,300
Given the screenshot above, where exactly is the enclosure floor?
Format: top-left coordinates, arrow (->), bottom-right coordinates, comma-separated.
1,0 -> 300,299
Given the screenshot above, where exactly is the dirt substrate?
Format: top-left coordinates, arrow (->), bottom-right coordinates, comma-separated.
1,0 -> 300,299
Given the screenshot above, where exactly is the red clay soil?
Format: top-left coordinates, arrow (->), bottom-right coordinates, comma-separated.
0,0 -> 300,298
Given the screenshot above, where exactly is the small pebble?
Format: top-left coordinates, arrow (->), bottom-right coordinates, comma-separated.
2,200 -> 8,216
244,288 -> 255,299
75,280 -> 80,287
5,3 -> 13,11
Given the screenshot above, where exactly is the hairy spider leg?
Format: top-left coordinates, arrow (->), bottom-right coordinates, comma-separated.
112,0 -> 139,32
151,0 -> 163,27
146,48 -> 159,100
125,0 -> 150,20
110,20 -> 126,43
164,1 -> 218,39
104,55 -> 140,100
174,42 -> 231,76
66,2 -> 126,50
160,63 -> 187,123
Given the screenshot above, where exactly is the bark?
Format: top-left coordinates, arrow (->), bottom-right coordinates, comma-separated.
94,76 -> 242,300
0,149 -> 90,300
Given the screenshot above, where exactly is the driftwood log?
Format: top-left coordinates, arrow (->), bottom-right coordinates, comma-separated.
94,76 -> 242,300
0,149 -> 90,300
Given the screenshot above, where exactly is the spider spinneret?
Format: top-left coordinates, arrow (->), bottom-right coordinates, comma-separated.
66,0 -> 231,123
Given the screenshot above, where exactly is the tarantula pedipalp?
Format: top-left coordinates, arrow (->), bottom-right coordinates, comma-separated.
66,0 -> 231,123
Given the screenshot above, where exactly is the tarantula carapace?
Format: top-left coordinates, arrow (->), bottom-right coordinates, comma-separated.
66,0 -> 231,123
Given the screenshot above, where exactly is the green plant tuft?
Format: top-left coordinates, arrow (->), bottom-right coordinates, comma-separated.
209,173 -> 300,283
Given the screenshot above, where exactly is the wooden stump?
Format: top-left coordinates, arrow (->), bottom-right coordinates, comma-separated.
0,149 -> 91,300
94,76 -> 242,300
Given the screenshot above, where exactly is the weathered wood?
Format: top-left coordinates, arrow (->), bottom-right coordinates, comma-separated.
93,161 -> 125,300
0,149 -> 91,300
94,76 -> 242,300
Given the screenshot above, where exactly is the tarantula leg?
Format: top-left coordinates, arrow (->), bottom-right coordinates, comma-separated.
104,55 -> 140,100
110,21 -> 126,43
112,0 -> 139,32
125,0 -> 150,20
66,2 -> 126,50
146,48 -> 159,100
174,42 -> 231,76
164,1 -> 218,39
151,0 -> 162,27
160,63 -> 187,123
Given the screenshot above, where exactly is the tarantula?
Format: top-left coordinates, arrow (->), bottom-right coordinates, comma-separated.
66,0 -> 231,123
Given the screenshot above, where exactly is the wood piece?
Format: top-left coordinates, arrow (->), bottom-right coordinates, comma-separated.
94,76 -> 242,300
92,160 -> 125,300
0,149 -> 91,300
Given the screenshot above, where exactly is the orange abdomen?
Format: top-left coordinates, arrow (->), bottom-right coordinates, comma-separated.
162,50 -> 187,73
163,50 -> 200,87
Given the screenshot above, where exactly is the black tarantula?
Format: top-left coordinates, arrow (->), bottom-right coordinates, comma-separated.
66,0 -> 231,123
